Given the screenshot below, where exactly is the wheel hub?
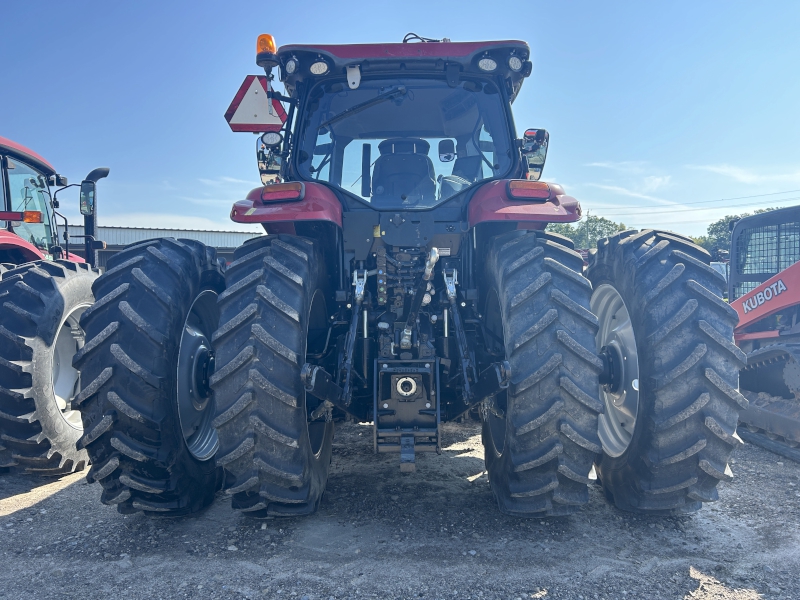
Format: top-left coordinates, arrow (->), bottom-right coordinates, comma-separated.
598,344 -> 623,395
179,327 -> 215,412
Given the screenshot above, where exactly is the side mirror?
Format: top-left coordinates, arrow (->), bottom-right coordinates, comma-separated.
522,129 -> 549,181
438,139 -> 455,162
79,180 -> 96,216
78,167 -> 110,216
257,146 -> 282,184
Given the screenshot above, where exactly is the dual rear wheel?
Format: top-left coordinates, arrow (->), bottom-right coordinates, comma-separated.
482,229 -> 746,515
76,236 -> 333,516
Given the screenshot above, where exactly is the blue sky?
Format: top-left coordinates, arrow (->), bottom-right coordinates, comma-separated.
2,1 -> 799,236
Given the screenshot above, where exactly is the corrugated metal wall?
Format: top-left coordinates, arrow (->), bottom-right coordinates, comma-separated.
67,226 -> 263,248
65,225 -> 264,268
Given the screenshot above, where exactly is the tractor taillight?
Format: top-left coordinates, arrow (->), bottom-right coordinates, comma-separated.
0,211 -> 24,221
507,180 -> 551,200
260,182 -> 305,203
22,211 -> 43,223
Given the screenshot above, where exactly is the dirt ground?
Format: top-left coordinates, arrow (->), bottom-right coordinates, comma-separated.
1,422 -> 799,600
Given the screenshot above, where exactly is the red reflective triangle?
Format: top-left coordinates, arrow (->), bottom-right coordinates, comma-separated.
225,75 -> 287,132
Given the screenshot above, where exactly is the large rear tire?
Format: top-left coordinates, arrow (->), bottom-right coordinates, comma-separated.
587,230 -> 747,513
74,239 -> 225,515
481,231 -> 603,516
211,235 -> 334,517
0,261 -> 96,474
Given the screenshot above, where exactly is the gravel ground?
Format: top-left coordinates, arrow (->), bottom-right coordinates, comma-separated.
1,421 -> 799,600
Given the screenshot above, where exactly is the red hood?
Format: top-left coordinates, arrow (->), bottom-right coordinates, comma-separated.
0,136 -> 56,175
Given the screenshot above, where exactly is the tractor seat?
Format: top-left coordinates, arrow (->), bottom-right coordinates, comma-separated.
371,138 -> 436,205
451,155 -> 483,183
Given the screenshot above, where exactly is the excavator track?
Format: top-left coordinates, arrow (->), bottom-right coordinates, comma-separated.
739,343 -> 800,461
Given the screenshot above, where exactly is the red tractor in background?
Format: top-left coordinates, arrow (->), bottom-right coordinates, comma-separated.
728,206 -> 800,458
75,34 -> 745,518
0,136 -> 108,474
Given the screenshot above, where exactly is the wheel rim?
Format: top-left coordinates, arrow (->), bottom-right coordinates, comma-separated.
52,304 -> 91,430
176,290 -> 220,461
592,284 -> 640,458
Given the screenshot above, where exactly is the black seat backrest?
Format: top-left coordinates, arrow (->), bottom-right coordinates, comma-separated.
451,155 -> 483,183
372,138 -> 436,204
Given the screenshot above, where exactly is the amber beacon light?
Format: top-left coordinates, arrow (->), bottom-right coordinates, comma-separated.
256,34 -> 279,69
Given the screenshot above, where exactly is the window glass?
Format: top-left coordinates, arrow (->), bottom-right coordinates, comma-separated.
297,77 -> 513,209
6,159 -> 54,251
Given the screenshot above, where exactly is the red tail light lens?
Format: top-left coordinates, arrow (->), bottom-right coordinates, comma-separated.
507,180 -> 551,200
260,182 -> 305,203
0,211 -> 24,221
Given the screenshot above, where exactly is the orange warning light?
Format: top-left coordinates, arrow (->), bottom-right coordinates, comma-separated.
257,34 -> 277,55
507,180 -> 551,200
22,211 -> 43,223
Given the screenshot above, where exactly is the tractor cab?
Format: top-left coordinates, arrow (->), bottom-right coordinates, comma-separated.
226,36 -> 550,209
0,136 -> 108,266
0,140 -> 61,259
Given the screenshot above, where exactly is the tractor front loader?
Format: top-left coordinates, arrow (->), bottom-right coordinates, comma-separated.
0,136 -> 108,475
75,34 -> 745,518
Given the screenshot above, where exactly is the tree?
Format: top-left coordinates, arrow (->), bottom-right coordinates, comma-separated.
547,214 -> 627,249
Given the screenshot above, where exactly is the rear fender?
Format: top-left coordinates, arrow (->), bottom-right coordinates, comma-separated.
467,180 -> 582,228
0,230 -> 45,263
230,181 -> 342,233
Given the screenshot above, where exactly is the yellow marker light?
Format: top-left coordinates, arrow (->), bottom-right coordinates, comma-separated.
22,211 -> 43,223
257,34 -> 277,55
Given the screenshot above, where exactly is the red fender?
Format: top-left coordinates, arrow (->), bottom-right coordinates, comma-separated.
468,180 -> 582,228
230,181 -> 342,234
0,230 -> 86,264
0,229 -> 45,262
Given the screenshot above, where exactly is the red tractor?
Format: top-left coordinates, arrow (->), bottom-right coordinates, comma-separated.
75,35 -> 744,517
0,137 -> 108,474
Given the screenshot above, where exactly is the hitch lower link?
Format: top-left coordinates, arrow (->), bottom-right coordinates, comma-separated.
302,364 -> 348,421
475,360 -> 512,416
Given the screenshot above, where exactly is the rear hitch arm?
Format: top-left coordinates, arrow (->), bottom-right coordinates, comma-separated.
302,363 -> 350,420
473,361 -> 511,408
443,268 -> 479,404
341,270 -> 368,405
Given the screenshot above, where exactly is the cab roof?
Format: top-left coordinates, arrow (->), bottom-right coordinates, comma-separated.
276,40 -> 531,102
0,136 -> 56,175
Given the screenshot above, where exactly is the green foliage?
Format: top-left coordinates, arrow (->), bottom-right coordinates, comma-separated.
546,215 -> 628,249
